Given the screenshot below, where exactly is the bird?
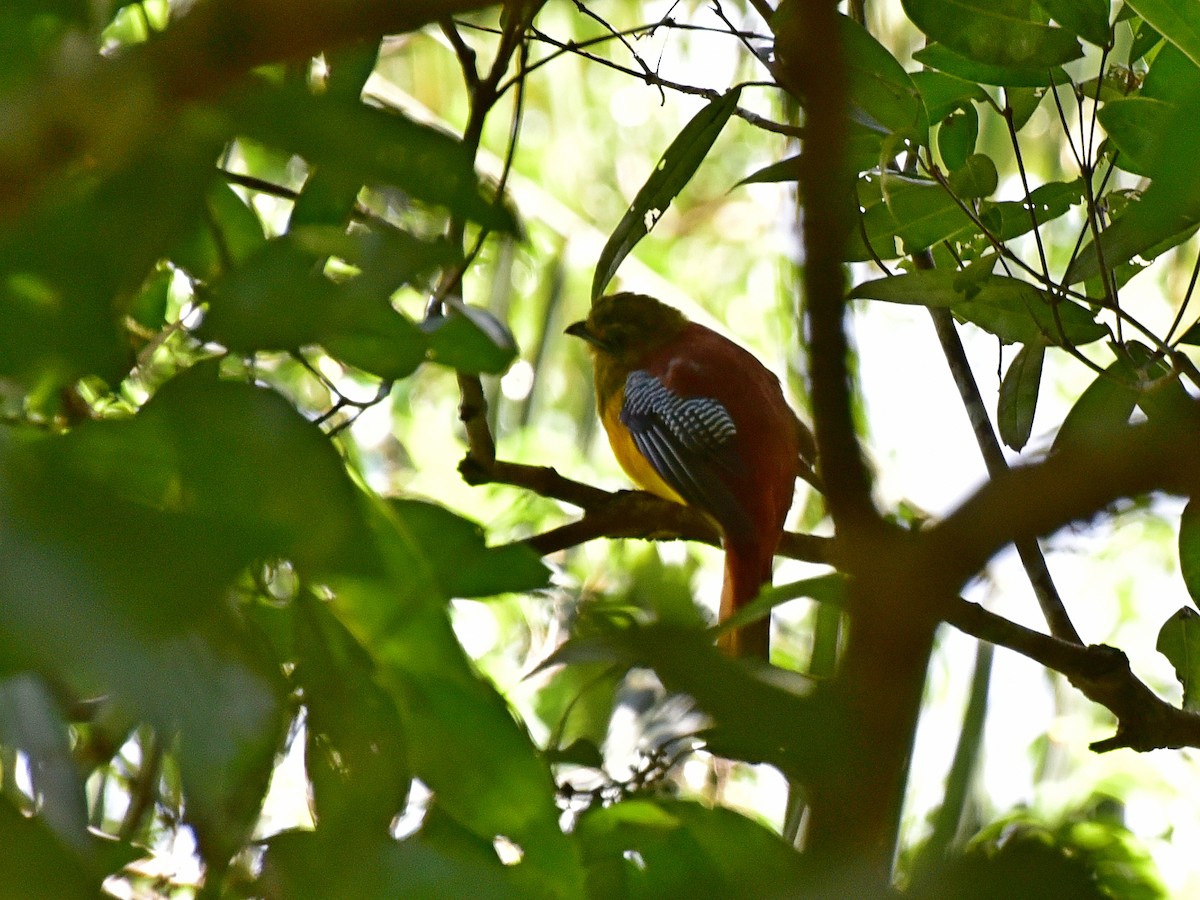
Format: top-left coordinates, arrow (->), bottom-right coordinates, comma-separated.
566,292 -> 817,659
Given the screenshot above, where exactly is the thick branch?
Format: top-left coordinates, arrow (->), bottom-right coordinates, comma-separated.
928,407 -> 1200,597
946,598 -> 1200,753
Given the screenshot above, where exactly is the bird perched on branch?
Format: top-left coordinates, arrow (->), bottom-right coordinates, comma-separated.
567,292 -> 817,659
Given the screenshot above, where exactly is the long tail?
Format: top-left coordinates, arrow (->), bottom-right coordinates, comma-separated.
717,538 -> 775,659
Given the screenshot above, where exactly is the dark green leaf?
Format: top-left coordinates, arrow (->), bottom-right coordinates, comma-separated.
260,829 -> 523,900
329,498 -> 585,895
0,797 -> 99,900
592,88 -> 742,299
1124,0 -> 1200,68
840,14 -> 928,144
902,0 -> 1082,68
948,153 -> 999,199
736,155 -> 803,187
721,573 -> 847,639
978,179 -> 1083,240
296,596 -> 410,835
421,304 -> 519,375
1052,356 -> 1139,454
387,499 -> 549,597
231,85 -> 516,232
1129,17 -> 1164,62
1180,504 -> 1200,607
170,180 -> 266,281
1066,188 -> 1200,284
938,107 -> 979,170
1040,0 -> 1111,46
998,343 -> 1045,450
577,799 -> 803,899
912,70 -> 991,124
1156,604 -> 1200,709
1098,97 -> 1175,176
1142,41 -> 1199,105
129,266 -> 172,332
914,43 -> 1069,87
1005,86 -> 1047,131
847,173 -> 977,261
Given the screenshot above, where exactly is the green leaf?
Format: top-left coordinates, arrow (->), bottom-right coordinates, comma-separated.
1066,188 -> 1200,285
998,343 -> 1045,450
421,304 -> 519,375
1040,0 -> 1111,46
577,799 -> 803,899
938,106 -> 979,170
847,173 -> 978,260
260,829 -> 523,900
1180,503 -> 1200,606
170,180 -> 266,282
547,623 -> 819,779
592,88 -> 742,299
902,0 -> 1083,68
1005,86 -> 1048,131
1125,0 -> 1200,69
1098,97 -> 1175,176
914,43 -> 1069,87
851,271 -> 1107,345
840,14 -> 929,144
330,498 -> 585,896
202,227 -> 460,379
912,70 -> 991,124
978,179 -> 1083,240
296,596 -> 410,836
1052,356 -> 1139,454
387,499 -> 549,598
231,85 -> 516,233
1156,604 -> 1200,710
948,153 -> 998,199
0,796 -> 100,900
736,154 -> 803,187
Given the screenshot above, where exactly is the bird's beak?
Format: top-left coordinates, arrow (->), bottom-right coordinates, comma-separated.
565,320 -> 607,351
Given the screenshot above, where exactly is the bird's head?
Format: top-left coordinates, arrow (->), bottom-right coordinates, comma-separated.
565,292 -> 689,366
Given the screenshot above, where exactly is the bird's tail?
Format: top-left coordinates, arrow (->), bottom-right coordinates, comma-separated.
717,538 -> 775,659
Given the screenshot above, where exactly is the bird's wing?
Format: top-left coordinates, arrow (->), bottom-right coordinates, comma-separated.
620,369 -> 752,534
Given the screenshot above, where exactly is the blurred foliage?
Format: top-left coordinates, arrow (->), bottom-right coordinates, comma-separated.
0,0 -> 1198,897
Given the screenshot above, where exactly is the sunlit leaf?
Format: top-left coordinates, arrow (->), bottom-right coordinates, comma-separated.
592,88 -> 742,299
1157,604 -> 1200,709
